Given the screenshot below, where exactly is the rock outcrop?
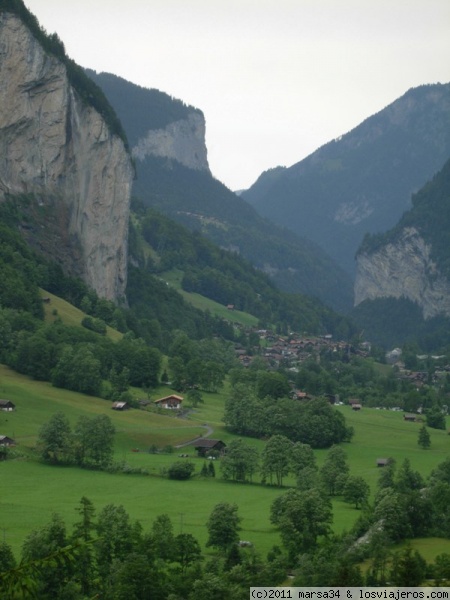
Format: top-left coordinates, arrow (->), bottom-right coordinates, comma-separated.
354,227 -> 450,319
132,111 -> 209,172
0,11 -> 133,301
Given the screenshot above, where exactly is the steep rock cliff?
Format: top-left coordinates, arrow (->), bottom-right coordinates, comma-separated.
354,227 -> 450,319
132,112 -> 209,171
85,70 -> 209,173
0,11 -> 133,301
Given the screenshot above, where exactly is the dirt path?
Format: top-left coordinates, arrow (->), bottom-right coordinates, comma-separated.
175,424 -> 214,448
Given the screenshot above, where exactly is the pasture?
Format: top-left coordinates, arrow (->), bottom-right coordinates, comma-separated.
1,364 -> 450,561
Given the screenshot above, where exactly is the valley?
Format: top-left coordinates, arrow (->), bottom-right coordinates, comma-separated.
1,0 -> 450,595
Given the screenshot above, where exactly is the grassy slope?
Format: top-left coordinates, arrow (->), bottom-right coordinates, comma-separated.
2,362 -> 450,561
161,269 -> 259,327
39,289 -> 123,342
2,284 -> 450,560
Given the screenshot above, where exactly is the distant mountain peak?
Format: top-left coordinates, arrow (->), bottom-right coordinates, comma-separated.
243,82 -> 450,276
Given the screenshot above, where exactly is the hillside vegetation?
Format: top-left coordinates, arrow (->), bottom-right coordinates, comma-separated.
129,202 -> 355,337
243,83 -> 450,276
359,158 -> 450,276
353,159 -> 450,348
3,4 -> 450,594
88,70 -> 354,312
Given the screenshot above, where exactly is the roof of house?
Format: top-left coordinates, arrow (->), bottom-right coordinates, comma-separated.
0,435 -> 15,443
0,399 -> 14,406
112,401 -> 128,409
192,439 -> 225,449
154,395 -> 183,404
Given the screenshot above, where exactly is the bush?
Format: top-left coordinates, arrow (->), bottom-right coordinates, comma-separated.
81,316 -> 107,335
168,461 -> 195,480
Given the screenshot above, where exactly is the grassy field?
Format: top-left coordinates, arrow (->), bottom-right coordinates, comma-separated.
40,289 -> 123,342
161,269 -> 259,327
1,364 -> 450,561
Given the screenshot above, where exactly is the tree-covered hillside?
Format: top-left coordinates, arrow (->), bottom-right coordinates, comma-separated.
243,83 -> 450,276
129,202 -> 356,338
359,158 -> 450,277
87,71 -> 354,312
352,159 -> 450,349
85,70 -> 197,147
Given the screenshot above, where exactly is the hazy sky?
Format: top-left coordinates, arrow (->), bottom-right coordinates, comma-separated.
24,0 -> 450,191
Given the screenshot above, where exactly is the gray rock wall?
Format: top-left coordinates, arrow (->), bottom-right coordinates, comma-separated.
0,12 -> 133,301
132,112 -> 209,172
354,227 -> 450,319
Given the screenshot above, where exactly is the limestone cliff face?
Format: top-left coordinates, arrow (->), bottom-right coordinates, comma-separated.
354,227 -> 450,319
0,12 -> 133,301
132,112 -> 209,172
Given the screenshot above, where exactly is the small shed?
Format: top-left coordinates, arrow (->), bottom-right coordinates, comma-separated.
192,439 -> 226,457
403,413 -> 416,422
0,400 -> 15,411
376,458 -> 389,467
352,403 -> 362,411
0,435 -> 15,446
154,395 -> 183,410
112,401 -> 129,411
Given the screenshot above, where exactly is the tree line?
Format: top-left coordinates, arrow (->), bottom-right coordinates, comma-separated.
4,451 -> 450,595
224,366 -> 353,448
0,498 -> 285,600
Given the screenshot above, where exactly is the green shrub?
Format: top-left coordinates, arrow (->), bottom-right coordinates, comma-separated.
168,461 -> 195,480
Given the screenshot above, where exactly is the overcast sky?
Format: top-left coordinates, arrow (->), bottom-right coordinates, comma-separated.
24,0 -> 450,191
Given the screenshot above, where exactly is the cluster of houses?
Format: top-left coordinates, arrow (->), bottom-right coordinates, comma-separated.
386,348 -> 450,388
234,332 -> 364,371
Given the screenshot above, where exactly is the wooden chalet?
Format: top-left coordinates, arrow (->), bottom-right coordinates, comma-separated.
192,439 -> 226,457
403,413 -> 417,422
0,400 -> 15,411
0,435 -> 15,446
348,398 -> 361,407
154,395 -> 183,410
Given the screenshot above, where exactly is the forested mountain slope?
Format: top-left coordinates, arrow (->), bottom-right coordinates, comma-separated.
352,159 -> 450,348
243,83 -> 450,276
87,70 -> 353,312
128,202 -> 356,339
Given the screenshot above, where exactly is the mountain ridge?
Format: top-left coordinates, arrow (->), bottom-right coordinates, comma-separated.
87,70 -> 354,311
242,82 -> 450,276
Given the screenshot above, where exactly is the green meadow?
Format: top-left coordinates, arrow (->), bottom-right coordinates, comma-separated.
1,363 -> 450,561
161,269 -> 259,327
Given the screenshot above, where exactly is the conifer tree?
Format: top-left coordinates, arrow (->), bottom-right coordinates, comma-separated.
418,425 -> 431,449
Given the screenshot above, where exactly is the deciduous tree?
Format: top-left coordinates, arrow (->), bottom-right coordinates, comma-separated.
343,475 -> 370,509
38,411 -> 73,464
220,438 -> 259,483
206,503 -> 241,552
270,488 -> 332,558
320,445 -> 349,495
261,435 -> 292,486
